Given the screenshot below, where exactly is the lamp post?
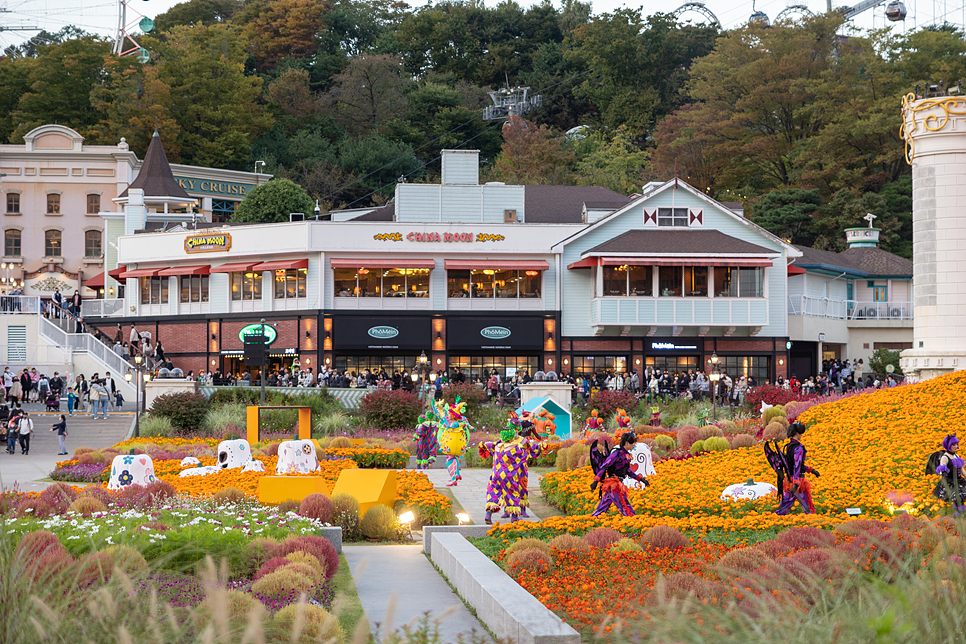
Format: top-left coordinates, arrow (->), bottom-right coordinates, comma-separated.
260,318 -> 267,405
125,354 -> 151,438
414,350 -> 431,399
709,351 -> 721,421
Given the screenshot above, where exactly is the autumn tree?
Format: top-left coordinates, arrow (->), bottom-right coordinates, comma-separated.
492,115 -> 574,185
237,0 -> 328,70
154,0 -> 242,32
268,68 -> 323,126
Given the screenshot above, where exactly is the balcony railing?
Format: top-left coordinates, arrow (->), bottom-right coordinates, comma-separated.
787,296 -> 912,321
592,296 -> 768,327
0,295 -> 41,314
81,298 -> 126,318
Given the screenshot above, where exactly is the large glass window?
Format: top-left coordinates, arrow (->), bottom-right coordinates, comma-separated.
448,356 -> 540,382
180,275 -> 209,303
87,194 -> 100,214
684,266 -> 708,297
602,266 -> 627,296
646,355 -> 699,374
714,267 -> 737,297
230,271 -> 262,301
6,194 -> 19,214
46,194 -> 60,214
739,268 -> 763,297
84,230 -> 102,258
628,266 -> 652,296
335,267 -> 430,298
571,355 -> 628,377
212,200 -> 236,223
720,356 -> 770,383
334,355 -> 418,376
4,230 -> 20,256
274,268 -> 307,299
447,269 -> 541,299
715,267 -> 763,297
140,276 -> 168,305
44,230 -> 62,256
657,207 -> 688,227
659,266 -> 682,296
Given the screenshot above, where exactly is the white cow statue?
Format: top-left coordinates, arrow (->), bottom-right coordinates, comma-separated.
624,442 -> 657,490
217,439 -> 253,469
721,479 -> 778,501
108,454 -> 157,490
276,439 -> 321,475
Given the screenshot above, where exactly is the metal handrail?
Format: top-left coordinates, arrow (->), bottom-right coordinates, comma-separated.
0,295 -> 41,314
787,295 -> 913,320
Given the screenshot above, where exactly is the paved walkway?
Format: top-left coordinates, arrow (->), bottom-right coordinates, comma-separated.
344,545 -> 490,642
422,468 -> 542,524
0,409 -> 132,492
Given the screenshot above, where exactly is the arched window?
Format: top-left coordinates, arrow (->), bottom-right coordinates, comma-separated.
84,230 -> 102,258
44,230 -> 62,256
46,194 -> 60,214
87,194 -> 100,214
4,230 -> 21,257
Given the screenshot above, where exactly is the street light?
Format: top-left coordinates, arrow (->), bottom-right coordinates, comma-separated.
126,354 -> 151,438
709,351 -> 721,421
413,350 -> 431,399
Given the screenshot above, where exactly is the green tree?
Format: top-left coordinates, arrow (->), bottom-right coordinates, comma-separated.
145,23 -> 274,169
234,178 -> 315,223
572,127 -> 648,194
154,0 -> 242,32
324,54 -> 412,136
868,348 -> 903,378
749,188 -> 822,246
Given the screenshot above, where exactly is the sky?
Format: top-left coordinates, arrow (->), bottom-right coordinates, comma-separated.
0,0 -> 962,52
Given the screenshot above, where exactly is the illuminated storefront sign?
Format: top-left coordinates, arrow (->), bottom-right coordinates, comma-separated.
238,323 -> 277,345
184,233 -> 231,253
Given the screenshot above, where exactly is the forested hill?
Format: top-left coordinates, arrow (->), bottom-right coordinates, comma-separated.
4,2 -> 964,257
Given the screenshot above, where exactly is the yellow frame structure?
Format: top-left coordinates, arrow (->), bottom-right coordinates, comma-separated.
246,406 -> 313,445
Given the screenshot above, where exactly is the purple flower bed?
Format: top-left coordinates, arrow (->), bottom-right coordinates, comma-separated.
49,463 -> 109,482
228,577 -> 334,613
135,572 -> 207,608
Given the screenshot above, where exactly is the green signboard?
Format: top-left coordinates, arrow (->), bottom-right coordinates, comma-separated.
239,323 -> 277,345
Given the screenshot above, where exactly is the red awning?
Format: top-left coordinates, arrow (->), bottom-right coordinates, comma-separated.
330,258 -> 436,269
157,265 -> 211,276
787,264 -> 807,275
85,272 -> 105,289
210,262 -> 259,273
443,260 -> 549,271
567,258 -> 598,270
253,259 -> 309,271
599,257 -> 773,268
107,265 -> 127,279
119,268 -> 163,278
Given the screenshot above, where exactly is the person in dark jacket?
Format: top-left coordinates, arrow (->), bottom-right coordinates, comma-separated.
51,414 -> 68,455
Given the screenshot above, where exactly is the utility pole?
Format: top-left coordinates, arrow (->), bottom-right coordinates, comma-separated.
0,9 -> 39,40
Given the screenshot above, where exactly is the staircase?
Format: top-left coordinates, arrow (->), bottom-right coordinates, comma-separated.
37,315 -> 137,400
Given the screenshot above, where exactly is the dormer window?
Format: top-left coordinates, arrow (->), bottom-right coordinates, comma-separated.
658,207 -> 688,227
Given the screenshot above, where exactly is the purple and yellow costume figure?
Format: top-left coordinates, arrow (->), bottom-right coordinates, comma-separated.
434,398 -> 471,486
412,411 -> 440,470
932,434 -> 966,511
482,417 -> 542,523
590,432 -> 648,517
774,422 -> 820,515
615,408 -> 632,430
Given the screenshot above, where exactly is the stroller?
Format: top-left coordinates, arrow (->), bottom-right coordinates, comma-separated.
45,392 -> 60,411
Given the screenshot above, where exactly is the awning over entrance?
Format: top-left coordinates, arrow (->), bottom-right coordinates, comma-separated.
330,258 -> 436,269
85,272 -> 105,289
787,264 -> 807,275
597,257 -> 773,267
567,258 -> 598,270
253,259 -> 309,271
108,265 -> 127,279
210,262 -> 259,273
157,265 -> 211,276
119,268 -> 163,278
443,260 -> 549,271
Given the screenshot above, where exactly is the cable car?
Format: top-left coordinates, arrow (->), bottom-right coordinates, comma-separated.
749,10 -> 771,26
885,0 -> 907,21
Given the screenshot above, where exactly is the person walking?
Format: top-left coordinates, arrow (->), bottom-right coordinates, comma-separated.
103,372 -> 117,411
51,414 -> 68,455
129,324 -> 140,356
91,379 -> 109,419
70,290 -> 81,317
6,411 -> 19,455
114,323 -> 124,345
17,411 -> 33,455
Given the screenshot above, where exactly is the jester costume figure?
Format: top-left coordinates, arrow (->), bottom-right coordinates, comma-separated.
433,397 -> 471,486
932,434 -> 966,510
590,432 -> 649,517
774,422 -> 820,515
412,411 -> 440,469
482,418 -> 542,523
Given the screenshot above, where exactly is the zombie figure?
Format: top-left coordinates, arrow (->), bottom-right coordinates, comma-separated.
774,422 -> 820,515
590,432 -> 649,517
932,434 -> 966,511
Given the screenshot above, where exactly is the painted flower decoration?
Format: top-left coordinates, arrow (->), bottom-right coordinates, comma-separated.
119,470 -> 134,486
123,456 -> 135,465
301,444 -> 312,455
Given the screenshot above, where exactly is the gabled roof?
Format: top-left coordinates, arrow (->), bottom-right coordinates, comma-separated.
791,245 -> 912,278
349,203 -> 395,221
584,230 -> 776,256
552,178 -> 801,257
118,132 -> 192,200
524,185 -> 631,223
